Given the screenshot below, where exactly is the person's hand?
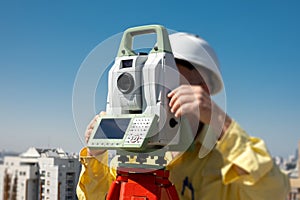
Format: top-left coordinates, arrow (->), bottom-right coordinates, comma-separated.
168,85 -> 212,124
167,85 -> 231,138
85,111 -> 107,156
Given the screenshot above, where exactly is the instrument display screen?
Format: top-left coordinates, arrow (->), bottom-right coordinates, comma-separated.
93,118 -> 131,139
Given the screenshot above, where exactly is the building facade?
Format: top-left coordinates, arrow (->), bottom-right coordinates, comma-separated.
0,147 -> 80,200
289,141 -> 300,200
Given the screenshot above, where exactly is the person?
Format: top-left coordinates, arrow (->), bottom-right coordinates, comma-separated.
76,32 -> 290,199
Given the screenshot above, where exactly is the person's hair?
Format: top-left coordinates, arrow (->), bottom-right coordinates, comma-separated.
175,58 -> 195,70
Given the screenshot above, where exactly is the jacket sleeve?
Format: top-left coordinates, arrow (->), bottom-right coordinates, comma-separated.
216,120 -> 290,199
76,147 -> 115,200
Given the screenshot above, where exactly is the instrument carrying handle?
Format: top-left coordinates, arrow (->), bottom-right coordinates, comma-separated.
117,25 -> 172,56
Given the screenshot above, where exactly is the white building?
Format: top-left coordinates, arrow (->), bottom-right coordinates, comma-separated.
0,156 -> 38,200
0,147 -> 80,200
289,141 -> 300,200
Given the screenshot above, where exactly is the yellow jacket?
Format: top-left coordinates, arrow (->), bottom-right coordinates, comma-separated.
77,121 -> 290,199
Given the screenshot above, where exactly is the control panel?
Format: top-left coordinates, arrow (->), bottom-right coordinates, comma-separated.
87,114 -> 158,150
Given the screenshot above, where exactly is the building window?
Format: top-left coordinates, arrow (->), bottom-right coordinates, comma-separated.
66,180 -> 74,184
47,172 -> 50,177
41,170 -> 45,177
68,160 -> 74,167
19,171 -> 26,176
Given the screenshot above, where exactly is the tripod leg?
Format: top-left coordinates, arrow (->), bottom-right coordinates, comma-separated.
106,180 -> 121,200
161,184 -> 180,200
106,168 -> 180,200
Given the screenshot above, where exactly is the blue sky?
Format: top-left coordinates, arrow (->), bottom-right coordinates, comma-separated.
0,1 -> 299,157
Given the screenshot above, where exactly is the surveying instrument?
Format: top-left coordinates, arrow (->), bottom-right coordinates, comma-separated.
88,25 -> 194,200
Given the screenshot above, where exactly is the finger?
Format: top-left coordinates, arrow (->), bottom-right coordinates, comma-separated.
167,90 -> 175,98
169,90 -> 186,112
174,101 -> 188,117
85,129 -> 93,143
167,85 -> 183,98
171,95 -> 195,114
169,92 -> 178,108
175,101 -> 201,119
167,85 -> 190,99
88,115 -> 99,127
99,111 -> 106,116
174,107 -> 182,118
169,86 -> 194,107
168,89 -> 181,107
85,136 -> 89,144
87,115 -> 99,129
89,121 -> 98,130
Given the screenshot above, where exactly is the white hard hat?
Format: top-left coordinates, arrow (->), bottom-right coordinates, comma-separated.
169,32 -> 223,94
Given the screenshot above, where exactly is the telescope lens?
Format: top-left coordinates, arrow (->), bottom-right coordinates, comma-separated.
117,73 -> 134,94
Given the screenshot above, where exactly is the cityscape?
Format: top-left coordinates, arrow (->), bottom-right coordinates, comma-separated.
0,147 -> 80,200
0,0 -> 299,200
0,142 -> 299,200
